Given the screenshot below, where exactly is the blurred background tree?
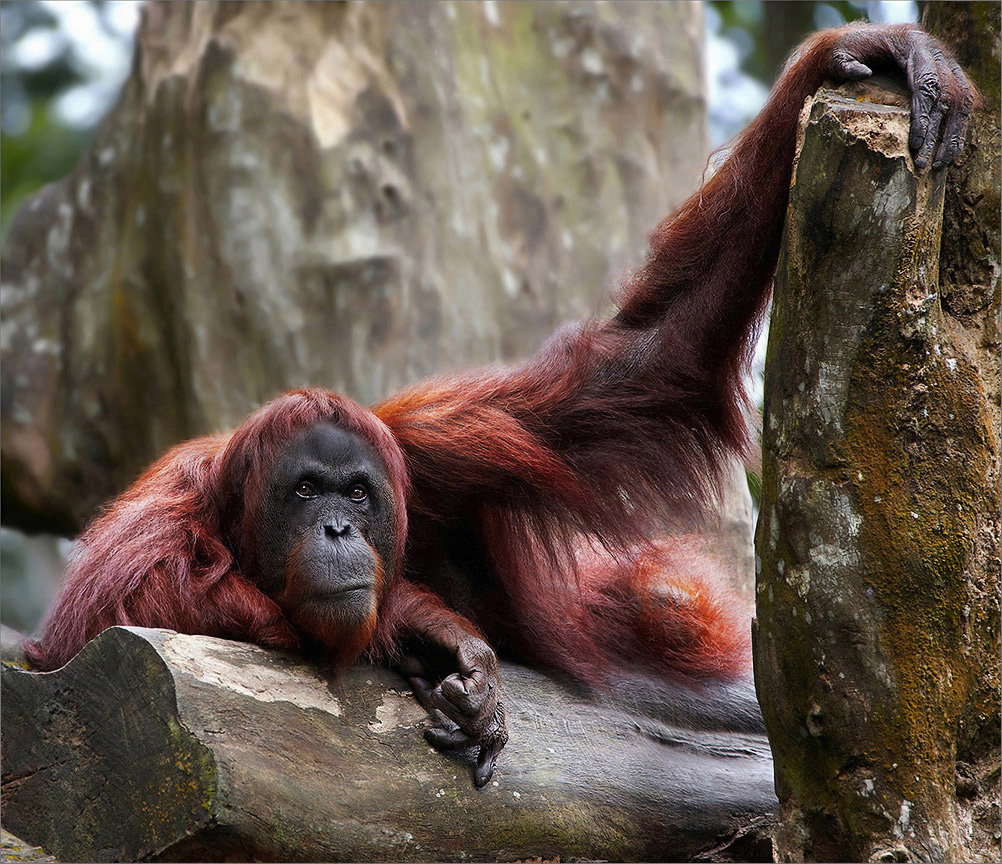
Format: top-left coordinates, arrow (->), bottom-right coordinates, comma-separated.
707,1 -> 919,143
0,0 -> 918,635
1,2 -> 919,238
0,1 -> 139,238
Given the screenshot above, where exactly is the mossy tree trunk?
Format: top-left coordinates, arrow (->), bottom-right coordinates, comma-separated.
922,0 -> 1002,774
752,5 -> 1001,857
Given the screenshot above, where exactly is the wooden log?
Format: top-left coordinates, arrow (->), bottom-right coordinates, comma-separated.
2,627 -> 777,862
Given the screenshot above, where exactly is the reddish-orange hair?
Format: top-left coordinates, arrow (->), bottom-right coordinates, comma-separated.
28,25 -> 950,685
25,389 -> 411,671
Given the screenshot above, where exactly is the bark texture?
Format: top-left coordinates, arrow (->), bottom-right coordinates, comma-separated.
2,626 -> 777,863
0,0 -> 709,535
923,0 -> 1002,774
0,831 -> 56,864
753,71 -> 1000,863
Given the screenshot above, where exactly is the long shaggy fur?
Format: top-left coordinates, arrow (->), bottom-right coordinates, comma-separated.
27,26 -> 885,683
25,390 -> 413,670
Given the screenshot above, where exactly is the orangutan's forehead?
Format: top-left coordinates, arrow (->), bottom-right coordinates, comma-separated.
274,421 -> 388,483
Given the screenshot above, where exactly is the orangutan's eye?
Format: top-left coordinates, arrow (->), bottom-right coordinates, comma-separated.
347,484 -> 368,502
295,481 -> 319,499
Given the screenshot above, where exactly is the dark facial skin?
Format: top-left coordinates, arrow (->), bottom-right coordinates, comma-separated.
254,422 -> 398,640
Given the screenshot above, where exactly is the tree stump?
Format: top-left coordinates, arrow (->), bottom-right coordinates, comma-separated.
753,77 -> 1000,862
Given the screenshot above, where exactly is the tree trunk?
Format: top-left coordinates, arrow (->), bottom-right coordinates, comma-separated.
2,627 -> 776,863
0,0 -> 709,535
762,2 -> 817,79
922,0 -> 1002,776
753,62 -> 1000,864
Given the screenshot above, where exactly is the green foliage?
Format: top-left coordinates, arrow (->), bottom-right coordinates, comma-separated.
1,0 -> 131,240
745,467 -> 763,509
1,105 -> 91,237
710,1 -> 879,82
2,2 -> 79,233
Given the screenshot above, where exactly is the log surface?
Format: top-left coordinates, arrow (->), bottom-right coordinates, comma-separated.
2,627 -> 776,862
